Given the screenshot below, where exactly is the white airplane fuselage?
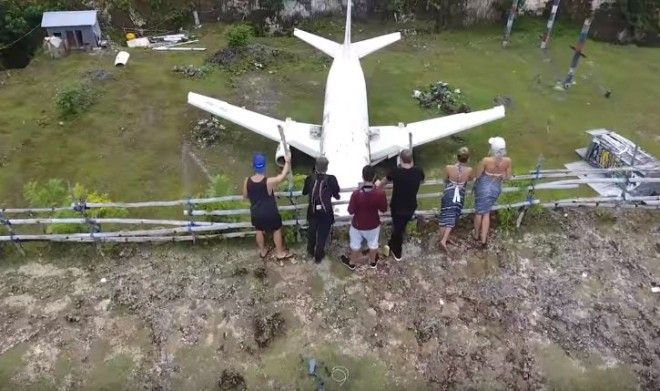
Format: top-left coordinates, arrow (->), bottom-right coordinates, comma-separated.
321,48 -> 371,211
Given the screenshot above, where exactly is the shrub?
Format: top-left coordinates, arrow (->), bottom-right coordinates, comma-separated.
278,174 -> 306,246
202,174 -> 250,223
495,181 -> 529,232
23,179 -> 69,208
54,81 -> 97,118
226,24 -> 254,48
23,180 -> 127,234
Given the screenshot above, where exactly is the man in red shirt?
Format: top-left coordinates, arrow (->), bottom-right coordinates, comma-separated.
341,165 -> 388,270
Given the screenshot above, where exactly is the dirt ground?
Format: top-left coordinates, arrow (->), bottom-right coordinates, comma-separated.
0,209 -> 658,390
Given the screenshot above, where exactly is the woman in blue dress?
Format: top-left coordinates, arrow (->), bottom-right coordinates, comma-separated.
438,147 -> 473,253
473,137 -> 512,247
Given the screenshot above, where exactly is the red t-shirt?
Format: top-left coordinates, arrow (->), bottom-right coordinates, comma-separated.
348,185 -> 388,230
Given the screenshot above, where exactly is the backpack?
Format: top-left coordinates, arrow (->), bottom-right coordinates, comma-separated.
310,174 -> 329,214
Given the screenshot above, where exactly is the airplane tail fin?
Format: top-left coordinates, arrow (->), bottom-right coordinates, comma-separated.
294,0 -> 400,58
344,0 -> 352,46
293,29 -> 341,58
351,32 -> 401,58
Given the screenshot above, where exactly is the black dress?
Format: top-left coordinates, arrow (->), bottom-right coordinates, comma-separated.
246,177 -> 283,232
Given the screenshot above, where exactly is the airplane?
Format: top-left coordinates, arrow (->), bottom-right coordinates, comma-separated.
188,0 -> 505,215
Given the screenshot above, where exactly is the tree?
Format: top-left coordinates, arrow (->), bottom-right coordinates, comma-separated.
427,0 -> 468,31
0,1 -> 45,68
617,0 -> 660,39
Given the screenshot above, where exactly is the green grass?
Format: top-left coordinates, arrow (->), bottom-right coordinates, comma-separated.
0,18 -> 658,209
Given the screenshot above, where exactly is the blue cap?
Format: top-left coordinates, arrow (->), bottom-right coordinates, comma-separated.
252,153 -> 266,173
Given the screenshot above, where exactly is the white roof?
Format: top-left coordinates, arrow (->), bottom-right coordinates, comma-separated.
42,10 -> 97,28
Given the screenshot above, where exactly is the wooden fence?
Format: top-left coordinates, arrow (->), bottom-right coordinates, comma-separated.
1,165 -> 658,244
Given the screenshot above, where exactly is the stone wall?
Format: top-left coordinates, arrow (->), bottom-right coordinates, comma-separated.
97,0 -> 619,30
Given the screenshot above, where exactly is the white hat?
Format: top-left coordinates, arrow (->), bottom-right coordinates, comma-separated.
488,137 -> 506,150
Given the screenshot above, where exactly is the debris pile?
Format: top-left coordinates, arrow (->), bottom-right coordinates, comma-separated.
413,81 -> 471,114
171,64 -> 211,79
192,117 -> 225,147
253,312 -> 286,348
206,44 -> 295,74
218,369 -> 247,390
126,32 -> 206,51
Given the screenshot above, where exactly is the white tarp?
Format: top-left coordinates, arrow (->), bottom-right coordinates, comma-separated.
43,36 -> 65,58
127,37 -> 150,48
114,51 -> 130,66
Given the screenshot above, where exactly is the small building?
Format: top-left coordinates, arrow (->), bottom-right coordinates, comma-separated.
41,10 -> 101,51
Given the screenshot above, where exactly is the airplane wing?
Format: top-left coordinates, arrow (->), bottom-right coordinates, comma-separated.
188,92 -> 322,157
368,105 -> 505,162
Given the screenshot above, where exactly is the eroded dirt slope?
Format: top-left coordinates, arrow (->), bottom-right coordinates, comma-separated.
0,209 -> 658,390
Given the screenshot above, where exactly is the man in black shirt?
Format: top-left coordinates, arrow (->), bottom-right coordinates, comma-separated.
377,149 -> 425,261
302,157 -> 341,263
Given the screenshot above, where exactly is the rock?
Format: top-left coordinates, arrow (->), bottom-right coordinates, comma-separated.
367,307 -> 377,317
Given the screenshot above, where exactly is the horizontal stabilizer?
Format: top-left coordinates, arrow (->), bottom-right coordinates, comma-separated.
293,29 -> 341,58
369,106 -> 506,162
187,92 -> 321,158
352,32 -> 401,58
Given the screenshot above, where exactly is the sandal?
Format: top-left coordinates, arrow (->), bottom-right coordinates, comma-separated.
275,252 -> 293,261
259,248 -> 272,259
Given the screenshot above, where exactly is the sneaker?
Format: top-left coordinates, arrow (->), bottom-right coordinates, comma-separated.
340,255 -> 356,271
369,254 -> 379,269
393,253 -> 402,262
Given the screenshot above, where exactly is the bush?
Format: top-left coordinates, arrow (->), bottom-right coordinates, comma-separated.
495,180 -> 529,232
226,24 -> 254,48
413,81 -> 470,115
23,180 -> 127,234
202,174 -> 250,223
278,174 -> 306,246
54,81 -> 97,118
23,179 -> 69,208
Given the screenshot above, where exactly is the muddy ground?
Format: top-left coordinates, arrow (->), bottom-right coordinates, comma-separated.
0,209 -> 658,390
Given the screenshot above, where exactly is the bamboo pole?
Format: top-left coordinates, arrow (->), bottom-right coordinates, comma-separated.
2,166 -> 659,215
3,218 -> 218,226
3,198 -> 658,243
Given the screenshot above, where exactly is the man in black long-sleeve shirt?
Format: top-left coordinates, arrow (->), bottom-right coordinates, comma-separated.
377,149 -> 425,261
303,157 -> 340,263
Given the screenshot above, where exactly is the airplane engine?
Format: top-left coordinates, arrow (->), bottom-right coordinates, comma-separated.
275,142 -> 286,167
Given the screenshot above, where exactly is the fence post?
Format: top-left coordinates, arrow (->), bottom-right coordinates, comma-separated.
186,197 -> 196,244
278,124 -> 301,242
69,182 -> 100,244
516,155 -> 544,228
0,211 -> 26,256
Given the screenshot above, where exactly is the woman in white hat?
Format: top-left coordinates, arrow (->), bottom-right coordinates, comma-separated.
473,137 -> 512,247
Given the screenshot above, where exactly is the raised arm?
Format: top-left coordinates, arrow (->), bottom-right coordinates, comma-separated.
267,156 -> 291,187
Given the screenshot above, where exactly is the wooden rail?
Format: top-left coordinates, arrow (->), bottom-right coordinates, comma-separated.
0,165 -> 658,244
